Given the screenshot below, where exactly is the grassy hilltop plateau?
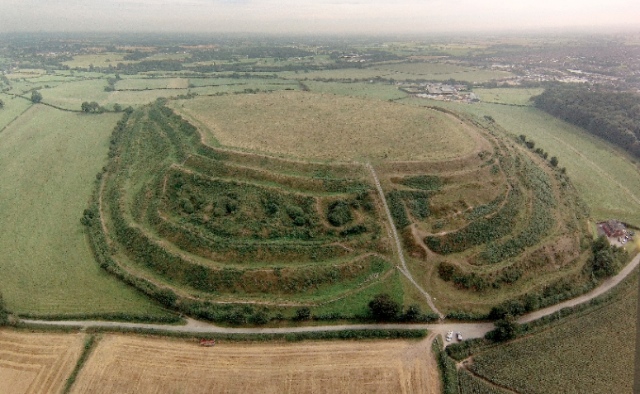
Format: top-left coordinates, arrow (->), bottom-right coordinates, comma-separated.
0,32 -> 639,393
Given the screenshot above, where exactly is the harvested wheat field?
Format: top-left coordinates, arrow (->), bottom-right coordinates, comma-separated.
0,330 -> 85,394
72,334 -> 440,394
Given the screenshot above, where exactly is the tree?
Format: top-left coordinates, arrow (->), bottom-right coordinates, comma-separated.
0,99 -> 4,109
549,156 -> 559,167
402,304 -> 421,322
486,314 -> 519,342
368,293 -> 400,322
113,103 -> 122,112
31,90 -> 42,103
81,101 -> 102,113
588,235 -> 623,279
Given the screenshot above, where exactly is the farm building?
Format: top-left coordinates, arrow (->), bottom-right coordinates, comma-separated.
597,219 -> 626,238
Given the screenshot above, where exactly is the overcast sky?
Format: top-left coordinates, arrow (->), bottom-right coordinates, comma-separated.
0,0 -> 638,34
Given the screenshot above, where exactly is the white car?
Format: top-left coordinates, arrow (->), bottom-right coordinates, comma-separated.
446,331 -> 453,342
456,332 -> 463,341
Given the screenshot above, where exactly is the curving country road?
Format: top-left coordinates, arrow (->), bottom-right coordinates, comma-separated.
21,251 -> 639,342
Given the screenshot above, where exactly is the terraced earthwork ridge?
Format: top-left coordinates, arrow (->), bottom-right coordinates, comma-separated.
88,94 -> 593,322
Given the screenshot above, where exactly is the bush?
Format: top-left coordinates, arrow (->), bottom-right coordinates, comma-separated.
0,292 -> 8,325
327,200 -> 353,227
400,175 -> 442,191
485,314 -> 519,342
368,293 -> 400,322
294,307 -> 311,321
31,90 -> 42,103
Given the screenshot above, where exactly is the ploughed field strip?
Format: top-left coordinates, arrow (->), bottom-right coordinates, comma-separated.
0,330 -> 85,394
91,92 -> 593,321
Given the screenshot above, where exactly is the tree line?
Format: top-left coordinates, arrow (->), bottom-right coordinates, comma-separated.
533,85 -> 640,157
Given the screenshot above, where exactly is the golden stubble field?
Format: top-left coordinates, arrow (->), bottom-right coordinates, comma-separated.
71,334 -> 441,394
172,91 -> 477,162
0,330 -> 85,394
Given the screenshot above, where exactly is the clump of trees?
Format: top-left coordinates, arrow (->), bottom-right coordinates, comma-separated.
368,293 -> 439,322
485,314 -> 519,342
518,134 -> 561,169
585,235 -> 627,279
534,86 -> 640,158
30,90 -> 42,103
81,101 -> 104,113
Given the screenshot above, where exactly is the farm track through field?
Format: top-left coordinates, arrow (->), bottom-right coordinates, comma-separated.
366,162 -> 444,318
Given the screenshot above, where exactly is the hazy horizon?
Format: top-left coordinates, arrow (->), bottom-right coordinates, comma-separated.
1,0 -> 639,35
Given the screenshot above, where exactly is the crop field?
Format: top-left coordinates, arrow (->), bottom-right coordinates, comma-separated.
172,91 -> 476,161
71,334 -> 440,394
429,100 -> 640,225
467,274 -> 638,394
0,105 -> 171,317
0,330 -> 85,394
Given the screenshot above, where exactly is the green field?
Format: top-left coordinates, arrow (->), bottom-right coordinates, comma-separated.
39,79 -> 111,110
303,81 -> 407,101
40,78 -> 186,110
371,62 -> 513,83
115,77 -> 189,90
467,273 -> 637,393
278,68 -> 396,81
172,91 -> 477,162
473,88 -> 544,106
423,100 -> 640,225
0,94 -> 32,131
0,105 -> 171,317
